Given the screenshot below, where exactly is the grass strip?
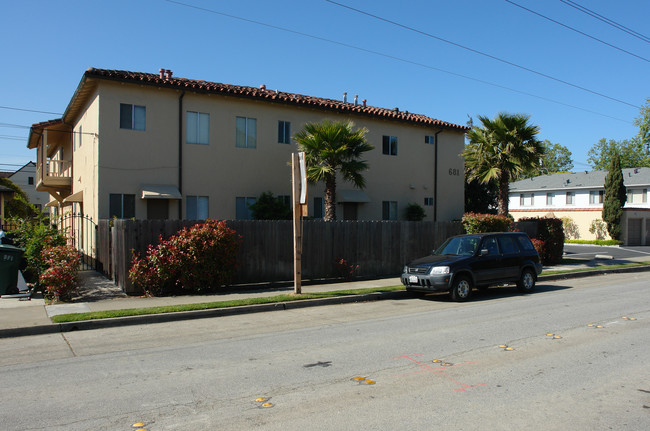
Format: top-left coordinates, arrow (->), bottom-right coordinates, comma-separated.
50,286 -> 404,323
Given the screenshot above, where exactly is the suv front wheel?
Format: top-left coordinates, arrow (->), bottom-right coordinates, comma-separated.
517,268 -> 536,293
450,276 -> 472,302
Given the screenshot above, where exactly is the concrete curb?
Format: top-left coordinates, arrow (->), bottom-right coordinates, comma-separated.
2,266 -> 649,339
0,291 -> 407,338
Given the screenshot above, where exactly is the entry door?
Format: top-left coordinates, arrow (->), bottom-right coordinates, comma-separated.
627,218 -> 642,245
147,199 -> 169,220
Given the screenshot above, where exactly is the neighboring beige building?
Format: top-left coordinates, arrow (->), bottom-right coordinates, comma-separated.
509,168 -> 650,245
28,68 -> 468,223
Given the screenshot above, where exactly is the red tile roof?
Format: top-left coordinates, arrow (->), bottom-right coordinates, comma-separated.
84,68 -> 469,131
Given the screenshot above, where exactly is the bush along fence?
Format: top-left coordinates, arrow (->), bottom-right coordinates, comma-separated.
100,219 -> 464,295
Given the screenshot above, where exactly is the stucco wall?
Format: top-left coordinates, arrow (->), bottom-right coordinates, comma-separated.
82,81 -> 464,221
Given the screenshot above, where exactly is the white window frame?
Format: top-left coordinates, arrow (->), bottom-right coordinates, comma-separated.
120,103 -> 146,131
236,117 -> 257,148
589,190 -> 604,204
278,121 -> 291,144
424,197 -> 434,206
187,111 -> 210,145
382,135 -> 398,156
546,193 -> 554,206
566,191 -> 575,205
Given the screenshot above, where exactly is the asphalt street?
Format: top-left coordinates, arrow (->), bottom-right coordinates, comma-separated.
1,271 -> 648,430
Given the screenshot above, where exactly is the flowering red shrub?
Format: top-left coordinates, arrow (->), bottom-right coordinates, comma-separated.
333,258 -> 359,281
39,245 -> 81,302
129,220 -> 241,296
462,212 -> 514,234
518,217 -> 564,264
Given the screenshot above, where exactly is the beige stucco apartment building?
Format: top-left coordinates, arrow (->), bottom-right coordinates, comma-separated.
28,68 -> 468,223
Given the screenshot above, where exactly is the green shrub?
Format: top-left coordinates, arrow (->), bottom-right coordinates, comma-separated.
10,221 -> 66,284
518,217 -> 564,265
462,212 -> 514,233
589,219 -> 608,240
405,203 -> 426,221
561,217 -> 580,240
129,220 -> 241,296
39,245 -> 81,302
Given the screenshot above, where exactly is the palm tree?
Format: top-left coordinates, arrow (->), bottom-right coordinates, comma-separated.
294,120 -> 373,221
464,113 -> 543,216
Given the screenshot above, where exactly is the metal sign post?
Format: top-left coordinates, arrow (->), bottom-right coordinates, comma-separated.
292,152 -> 308,294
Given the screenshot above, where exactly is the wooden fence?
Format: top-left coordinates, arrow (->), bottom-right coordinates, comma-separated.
98,219 -> 464,295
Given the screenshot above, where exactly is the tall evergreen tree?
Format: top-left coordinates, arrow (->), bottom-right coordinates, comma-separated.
602,152 -> 627,240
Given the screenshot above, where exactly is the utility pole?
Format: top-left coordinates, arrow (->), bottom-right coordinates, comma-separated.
292,152 -> 308,294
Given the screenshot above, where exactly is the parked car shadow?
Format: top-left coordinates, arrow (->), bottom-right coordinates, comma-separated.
411,283 -> 573,302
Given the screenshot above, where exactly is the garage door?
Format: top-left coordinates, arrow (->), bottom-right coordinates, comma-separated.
627,218 -> 642,246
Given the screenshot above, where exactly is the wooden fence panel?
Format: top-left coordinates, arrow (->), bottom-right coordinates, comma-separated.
103,219 -> 462,293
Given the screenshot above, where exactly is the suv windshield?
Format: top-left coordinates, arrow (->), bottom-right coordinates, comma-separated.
435,236 -> 480,256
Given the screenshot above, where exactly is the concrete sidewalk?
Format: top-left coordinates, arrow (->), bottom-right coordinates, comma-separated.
2,254 -> 650,338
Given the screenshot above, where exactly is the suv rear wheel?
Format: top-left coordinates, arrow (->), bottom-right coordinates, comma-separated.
450,276 -> 472,302
517,268 -> 536,293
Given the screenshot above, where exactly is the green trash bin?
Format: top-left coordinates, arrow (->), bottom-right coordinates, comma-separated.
0,244 -> 25,295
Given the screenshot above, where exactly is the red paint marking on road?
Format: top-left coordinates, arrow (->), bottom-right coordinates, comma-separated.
393,354 -> 486,392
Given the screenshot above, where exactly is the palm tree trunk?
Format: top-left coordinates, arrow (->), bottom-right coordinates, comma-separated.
324,174 -> 336,221
497,174 -> 510,216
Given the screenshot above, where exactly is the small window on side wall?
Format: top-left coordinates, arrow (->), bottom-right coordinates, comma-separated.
382,136 -> 398,156
382,201 -> 398,220
278,121 -> 291,144
109,193 -> 136,218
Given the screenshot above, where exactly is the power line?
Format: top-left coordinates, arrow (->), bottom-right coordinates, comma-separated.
0,135 -> 26,141
325,0 -> 641,109
559,0 -> 650,44
505,0 -> 650,63
0,105 -> 62,115
0,123 -> 30,129
162,0 -> 632,123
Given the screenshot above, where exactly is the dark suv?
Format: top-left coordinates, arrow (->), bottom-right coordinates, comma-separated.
401,232 -> 543,302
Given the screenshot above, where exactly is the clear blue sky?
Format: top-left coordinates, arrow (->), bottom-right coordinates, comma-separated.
1,0 -> 648,172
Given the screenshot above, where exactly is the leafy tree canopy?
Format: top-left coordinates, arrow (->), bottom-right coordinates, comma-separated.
587,138 -> 650,170
527,140 -> 573,176
602,152 -> 627,240
588,97 -> 650,170
249,191 -> 291,220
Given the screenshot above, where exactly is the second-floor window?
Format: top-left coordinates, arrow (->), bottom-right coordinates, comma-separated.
424,197 -> 434,206
382,136 -> 398,156
566,191 -> 575,205
425,135 -> 435,145
519,194 -> 533,206
120,104 -> 146,131
628,188 -> 648,204
187,111 -> 209,145
236,117 -> 257,148
546,193 -> 554,206
589,190 -> 604,204
278,121 -> 291,144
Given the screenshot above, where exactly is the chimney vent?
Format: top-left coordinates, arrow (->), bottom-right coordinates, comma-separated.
159,68 -> 165,79
165,69 -> 173,79
394,107 -> 399,113
362,99 -> 367,107
260,84 -> 266,90
343,92 -> 347,103
354,95 -> 358,106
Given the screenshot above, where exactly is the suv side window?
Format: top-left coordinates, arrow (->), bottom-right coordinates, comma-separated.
516,235 -> 535,251
482,237 -> 499,255
498,235 -> 520,254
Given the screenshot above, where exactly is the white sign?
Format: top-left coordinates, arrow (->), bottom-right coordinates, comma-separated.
298,152 -> 307,205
